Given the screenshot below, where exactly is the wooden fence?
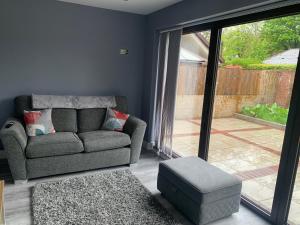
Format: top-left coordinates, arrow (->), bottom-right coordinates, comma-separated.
175,62 -> 295,119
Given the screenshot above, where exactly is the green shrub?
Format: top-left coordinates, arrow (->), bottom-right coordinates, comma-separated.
224,58 -> 260,67
223,58 -> 296,70
242,64 -> 296,70
241,103 -> 288,125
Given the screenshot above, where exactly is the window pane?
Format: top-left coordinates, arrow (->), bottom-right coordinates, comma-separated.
207,15 -> 299,213
172,31 -> 210,157
288,159 -> 300,225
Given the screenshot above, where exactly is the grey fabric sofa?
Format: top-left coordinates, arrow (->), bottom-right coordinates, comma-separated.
0,95 -> 146,183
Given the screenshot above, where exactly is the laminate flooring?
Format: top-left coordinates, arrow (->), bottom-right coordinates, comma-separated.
0,150 -> 270,225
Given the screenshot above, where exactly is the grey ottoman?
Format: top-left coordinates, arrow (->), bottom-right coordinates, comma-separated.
157,157 -> 242,225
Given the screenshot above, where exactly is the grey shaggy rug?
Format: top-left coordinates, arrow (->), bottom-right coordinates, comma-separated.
32,170 -> 182,225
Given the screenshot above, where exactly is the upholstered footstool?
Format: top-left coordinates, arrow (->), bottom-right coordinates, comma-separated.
157,157 -> 242,225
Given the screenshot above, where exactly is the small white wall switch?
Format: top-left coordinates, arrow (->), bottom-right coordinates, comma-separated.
120,49 -> 129,55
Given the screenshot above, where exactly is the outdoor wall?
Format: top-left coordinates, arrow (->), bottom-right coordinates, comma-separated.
0,0 -> 145,128
174,63 -> 295,119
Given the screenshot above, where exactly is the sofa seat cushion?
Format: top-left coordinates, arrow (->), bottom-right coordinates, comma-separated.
79,130 -> 131,152
26,132 -> 84,159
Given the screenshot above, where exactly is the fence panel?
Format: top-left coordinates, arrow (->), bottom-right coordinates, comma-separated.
175,62 -> 295,119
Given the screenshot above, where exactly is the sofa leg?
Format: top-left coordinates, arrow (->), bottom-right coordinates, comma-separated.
14,179 -> 28,185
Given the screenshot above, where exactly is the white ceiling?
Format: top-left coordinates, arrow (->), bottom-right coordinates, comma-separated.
57,0 -> 183,15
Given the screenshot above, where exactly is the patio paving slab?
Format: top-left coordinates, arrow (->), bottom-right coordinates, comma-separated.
211,118 -> 265,130
172,117 -> 300,225
173,120 -> 201,135
232,129 -> 284,153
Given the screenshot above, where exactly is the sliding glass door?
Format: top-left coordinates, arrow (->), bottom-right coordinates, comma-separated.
172,30 -> 211,157
164,5 -> 300,224
206,17 -> 299,218
289,159 -> 300,225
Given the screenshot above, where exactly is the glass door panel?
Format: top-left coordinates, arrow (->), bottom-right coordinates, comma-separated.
172,31 -> 211,157
207,16 -> 299,212
288,159 -> 300,225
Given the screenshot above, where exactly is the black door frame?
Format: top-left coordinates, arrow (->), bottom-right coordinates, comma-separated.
198,27 -> 222,160
182,4 -> 300,225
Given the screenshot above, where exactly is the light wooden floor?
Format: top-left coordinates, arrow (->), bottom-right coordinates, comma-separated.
0,150 -> 271,225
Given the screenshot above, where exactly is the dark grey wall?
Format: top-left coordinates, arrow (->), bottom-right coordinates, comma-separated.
0,0 -> 145,129
142,0 -> 289,141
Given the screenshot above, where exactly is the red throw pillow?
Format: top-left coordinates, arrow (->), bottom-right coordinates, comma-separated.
24,109 -> 55,136
102,108 -> 129,131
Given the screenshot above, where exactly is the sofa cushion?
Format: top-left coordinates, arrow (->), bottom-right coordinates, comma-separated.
77,108 -> 106,133
79,130 -> 131,152
102,108 -> 129,131
14,95 -> 128,130
26,132 -> 84,158
52,109 -> 77,132
24,109 -> 56,136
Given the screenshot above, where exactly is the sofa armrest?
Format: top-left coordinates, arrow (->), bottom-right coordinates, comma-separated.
0,118 -> 27,180
123,116 -> 147,164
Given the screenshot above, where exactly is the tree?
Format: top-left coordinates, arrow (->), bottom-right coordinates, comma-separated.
261,15 -> 300,54
221,22 -> 268,62
220,15 -> 300,64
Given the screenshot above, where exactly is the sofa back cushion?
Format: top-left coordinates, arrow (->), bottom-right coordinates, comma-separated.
52,109 -> 77,132
14,95 -> 128,134
77,96 -> 128,133
77,108 -> 106,133
15,96 -> 77,133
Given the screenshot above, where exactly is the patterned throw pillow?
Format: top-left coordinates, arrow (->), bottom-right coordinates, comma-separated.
102,108 -> 129,131
24,109 -> 56,136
